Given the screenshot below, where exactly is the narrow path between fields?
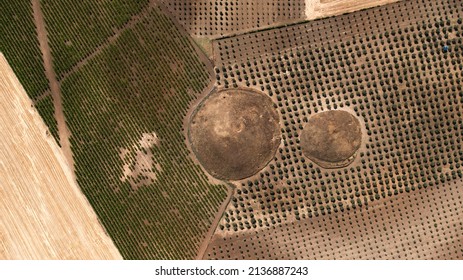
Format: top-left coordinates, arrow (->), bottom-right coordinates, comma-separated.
32,0 -> 75,174
195,184 -> 234,260
58,0 -> 158,83
33,90 -> 51,104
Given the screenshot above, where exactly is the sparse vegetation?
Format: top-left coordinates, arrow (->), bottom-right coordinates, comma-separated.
205,0 -> 463,259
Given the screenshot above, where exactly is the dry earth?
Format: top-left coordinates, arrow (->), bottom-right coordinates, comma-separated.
305,0 -> 401,20
119,132 -> 162,191
0,54 -> 121,260
300,110 -> 362,168
189,88 -> 281,180
205,177 -> 463,259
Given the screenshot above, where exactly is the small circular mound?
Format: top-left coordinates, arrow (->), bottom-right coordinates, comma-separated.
300,110 -> 362,169
189,88 -> 280,180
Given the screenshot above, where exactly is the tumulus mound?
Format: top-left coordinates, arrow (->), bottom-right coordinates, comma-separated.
189,88 -> 280,180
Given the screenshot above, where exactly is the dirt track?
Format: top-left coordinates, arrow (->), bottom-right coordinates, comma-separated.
0,54 -> 121,259
195,183 -> 234,259
32,0 -> 74,174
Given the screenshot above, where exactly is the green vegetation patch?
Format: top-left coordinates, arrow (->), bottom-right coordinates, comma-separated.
61,5 -> 227,259
35,95 -> 60,144
42,0 -> 150,76
0,0 -> 49,99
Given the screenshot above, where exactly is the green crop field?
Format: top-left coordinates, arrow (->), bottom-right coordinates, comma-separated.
0,1 -> 59,142
59,5 -> 227,259
1,0 -> 227,259
35,95 -> 60,142
41,0 -> 150,77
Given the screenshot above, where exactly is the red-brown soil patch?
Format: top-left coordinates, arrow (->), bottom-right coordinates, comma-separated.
189,88 -> 280,180
300,110 -> 362,168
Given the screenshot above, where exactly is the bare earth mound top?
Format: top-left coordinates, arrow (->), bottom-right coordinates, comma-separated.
301,110 -> 361,168
189,88 -> 280,180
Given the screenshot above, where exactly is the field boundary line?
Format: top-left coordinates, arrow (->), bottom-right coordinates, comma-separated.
157,2 -> 215,73
58,0 -> 158,83
195,183 -> 234,260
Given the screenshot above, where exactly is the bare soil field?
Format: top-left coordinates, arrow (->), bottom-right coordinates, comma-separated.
300,110 -> 362,168
306,0 -> 401,21
189,88 -> 281,180
205,178 -> 463,259
0,54 -> 121,259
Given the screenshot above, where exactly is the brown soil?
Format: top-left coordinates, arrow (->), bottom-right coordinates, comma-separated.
306,0 -> 401,20
119,132 -> 161,191
189,88 -> 280,180
204,178 -> 463,260
300,110 -> 361,168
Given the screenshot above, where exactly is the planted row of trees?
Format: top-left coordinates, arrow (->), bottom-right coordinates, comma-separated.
214,0 -> 462,232
164,0 -> 305,36
0,1 -> 61,144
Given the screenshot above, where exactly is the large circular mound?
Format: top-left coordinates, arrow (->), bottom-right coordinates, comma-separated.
189,88 -> 280,180
300,110 -> 362,169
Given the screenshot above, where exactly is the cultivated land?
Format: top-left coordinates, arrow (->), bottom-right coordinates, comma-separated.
205,177 -> 463,259
0,1 -> 59,143
1,0 -> 462,260
0,54 -> 121,260
57,3 -> 227,259
164,0 -> 400,38
163,0 -> 400,58
199,0 -> 463,258
163,0 -> 306,37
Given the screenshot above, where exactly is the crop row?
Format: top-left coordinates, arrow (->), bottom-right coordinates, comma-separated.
35,95 -> 60,144
59,6 -> 227,259
213,0 -> 461,65
214,7 -> 462,232
0,1 -> 61,144
42,0 -> 150,77
164,0 -> 305,36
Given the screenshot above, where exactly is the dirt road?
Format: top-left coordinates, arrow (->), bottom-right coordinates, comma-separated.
32,0 -> 74,174
195,184 -> 234,260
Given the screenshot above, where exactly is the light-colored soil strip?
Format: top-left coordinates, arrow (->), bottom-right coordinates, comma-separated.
58,0 -> 159,83
32,0 -> 74,173
0,53 -> 121,260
